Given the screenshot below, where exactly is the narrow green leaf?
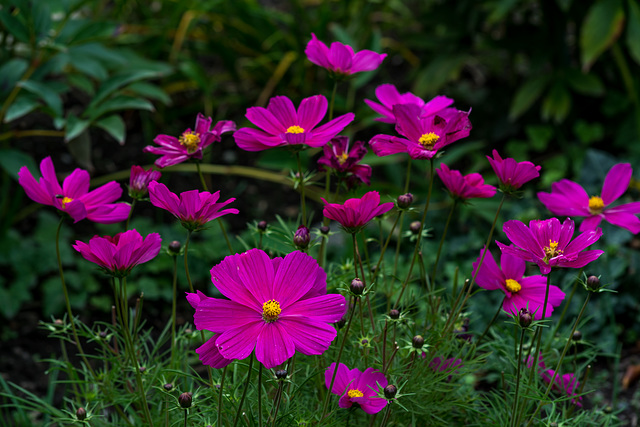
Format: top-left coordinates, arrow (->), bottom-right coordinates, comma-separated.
88,70 -> 161,110
627,0 -> 640,65
65,114 -> 90,142
541,83 -> 572,123
580,0 -> 624,70
67,74 -> 95,96
0,149 -> 38,181
95,115 -> 126,145
0,10 -> 30,44
17,80 -> 63,118
87,96 -> 154,121
508,75 -> 551,120
70,56 -> 108,80
4,95 -> 39,123
126,82 -> 172,105
565,68 -> 605,96
0,58 -> 28,96
32,1 -> 51,42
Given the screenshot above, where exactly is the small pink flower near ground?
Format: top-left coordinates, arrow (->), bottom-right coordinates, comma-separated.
147,181 -> 238,231
73,230 -> 161,277
538,163 -> 640,233
143,114 -> 236,168
18,156 -> 130,224
486,150 -> 541,193
129,165 -> 161,200
305,33 -> 386,77
325,362 -> 388,414
496,217 -> 603,275
317,136 -> 372,187
364,83 -> 453,124
472,248 -> 565,319
322,191 -> 394,233
437,163 -> 497,201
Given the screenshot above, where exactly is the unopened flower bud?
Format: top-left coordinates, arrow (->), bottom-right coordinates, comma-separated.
412,335 -> 425,349
409,221 -> 421,235
518,308 -> 533,328
350,278 -> 364,295
257,220 -> 268,231
54,319 -> 63,326
360,338 -> 369,346
99,330 -> 107,339
275,369 -> 288,380
164,383 -> 173,391
293,225 -> 310,249
169,240 -> 181,255
389,309 -> 400,320
573,330 -> 582,341
76,407 -> 87,421
383,384 -> 398,399
179,392 -> 193,409
397,193 -> 414,209
320,226 -> 330,235
586,275 -> 600,291
139,366 -> 146,373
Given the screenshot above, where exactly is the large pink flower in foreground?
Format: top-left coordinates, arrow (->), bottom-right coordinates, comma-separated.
496,218 -> 603,275
18,156 -> 130,224
364,84 -> 453,124
317,136 -> 372,187
186,290 -> 233,369
325,363 -> 388,414
472,248 -> 565,319
437,163 -> 497,201
73,230 -> 161,277
193,249 -> 347,369
234,95 -> 355,151
322,191 -> 394,233
305,33 -> 386,77
487,150 -> 541,192
148,181 -> 238,231
538,163 -> 640,233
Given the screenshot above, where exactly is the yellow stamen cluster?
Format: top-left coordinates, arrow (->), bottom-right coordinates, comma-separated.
588,195 -> 605,214
348,389 -> 364,398
336,152 -> 349,165
505,279 -> 522,293
286,125 -> 305,134
262,299 -> 282,322
179,131 -> 201,153
543,240 -> 562,263
61,196 -> 73,209
418,132 -> 440,150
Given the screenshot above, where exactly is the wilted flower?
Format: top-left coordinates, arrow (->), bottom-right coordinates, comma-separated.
143,114 -> 236,168
538,163 -> 640,233
437,163 -> 497,201
233,95 -> 354,151
486,150 -> 541,192
18,156 -> 130,224
364,84 -> 453,124
325,362 -> 388,414
305,33 -> 386,77
148,181 -> 238,231
129,165 -> 161,199
322,191 -> 394,233
317,136 -> 372,187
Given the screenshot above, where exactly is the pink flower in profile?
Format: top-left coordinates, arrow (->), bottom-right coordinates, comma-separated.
129,165 -> 161,199
305,33 -> 386,77
193,249 -> 347,369
322,191 -> 394,233
364,84 -> 453,124
186,290 -> 233,369
18,156 -> 130,224
325,363 -> 388,414
487,150 -> 541,192
369,104 -> 472,160
529,354 -> 583,407
317,136 -> 372,187
148,181 -> 238,231
538,163 -> 640,233
472,248 -> 565,319
233,95 -> 354,152
437,163 -> 497,201
496,218 -> 604,275
73,230 -> 161,277
143,114 -> 236,168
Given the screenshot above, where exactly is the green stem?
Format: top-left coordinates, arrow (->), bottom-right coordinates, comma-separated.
258,361 -> 263,427
329,80 -> 338,120
218,366 -> 228,427
196,161 -> 209,192
184,231 -> 195,293
379,405 -> 392,427
430,200 -> 457,285
371,213 -> 400,285
546,270 -> 582,352
476,297 -> 505,346
510,328 -> 526,427
403,158 -> 412,193
296,152 -> 307,227
125,199 -> 136,230
233,356 -> 255,427
218,219 -> 234,254
271,381 -> 285,427
353,233 -> 375,332
529,272 -> 552,382
171,256 -> 178,368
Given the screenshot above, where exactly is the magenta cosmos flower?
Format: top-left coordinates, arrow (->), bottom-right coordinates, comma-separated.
496,218 -> 604,275
186,290 -> 233,369
538,163 -> 640,233
529,354 -> 582,407
18,156 -> 130,224
472,248 -> 565,319
487,150 -> 541,192
143,113 -> 236,168
325,363 -> 388,414
148,181 -> 238,231
437,163 -> 497,201
233,95 -> 355,152
129,165 -> 161,200
73,229 -> 161,277
305,33 -> 386,77
369,104 -> 472,160
322,191 -> 394,233
193,249 -> 347,369
364,84 -> 454,124
317,136 -> 372,187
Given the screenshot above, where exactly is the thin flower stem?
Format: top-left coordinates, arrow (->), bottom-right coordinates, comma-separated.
183,409 -> 188,427
125,199 -> 136,230
379,404 -> 392,427
431,200 -> 457,285
529,272 -> 552,382
510,328 -> 526,427
271,381 -> 285,427
476,297 -> 505,346
233,356 -> 255,427
352,233 -> 375,331
392,211 -> 404,279
171,256 -> 178,368
546,270 -> 582,353
196,161 -> 209,192
296,152 -> 307,227
218,219 -> 234,254
258,361 -> 263,427
218,366 -> 228,427
371,213 -> 400,285
329,80 -> 338,121
404,157 -> 413,193
184,231 -> 195,293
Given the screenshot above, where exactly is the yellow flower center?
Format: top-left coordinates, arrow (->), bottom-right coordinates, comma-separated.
61,196 -> 73,209
418,132 -> 440,150
505,279 -> 522,293
179,131 -> 201,153
588,196 -> 605,214
262,299 -> 282,322
348,389 -> 364,398
336,152 -> 349,165
543,240 -> 562,263
286,125 -> 305,134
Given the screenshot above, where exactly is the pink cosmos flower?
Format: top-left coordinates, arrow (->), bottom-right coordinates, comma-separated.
317,136 -> 372,187
233,95 -> 355,152
305,33 -> 386,77
325,362 -> 388,414
73,229 -> 161,277
129,165 -> 161,199
193,249 -> 347,369
148,181 -> 238,231
143,113 -> 236,168
472,248 -> 565,319
436,163 -> 497,201
322,191 -> 394,233
528,354 -> 582,407
537,163 -> 640,233
496,218 -> 604,275
18,156 -> 130,224
186,290 -> 233,369
487,150 -> 541,192
364,84 -> 454,124
369,104 -> 472,160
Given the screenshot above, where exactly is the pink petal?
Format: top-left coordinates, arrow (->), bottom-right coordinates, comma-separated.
78,181 -> 123,207
369,134 -> 410,157
233,128 -> 284,152
604,211 -> 640,233
237,249 -> 275,304
472,248 -> 504,291
350,50 -> 386,73
579,215 -> 603,232
305,113 -> 355,147
267,96 -> 298,129
196,336 -> 233,369
85,203 -> 129,224
272,251 -> 320,307
602,163 -> 632,205
40,156 -> 62,195
195,298 -> 261,332
62,169 -> 90,198
215,321 -> 264,361
283,294 -> 347,323
297,95 -> 327,131
279,317 -> 337,355
245,106 -> 287,135
500,252 -> 526,280
18,165 -> 53,205
325,363 -> 356,395
305,33 -> 331,69
255,322 -> 295,369
210,253 -> 262,311
421,95 -> 454,117
393,104 -> 424,142
329,42 -> 353,72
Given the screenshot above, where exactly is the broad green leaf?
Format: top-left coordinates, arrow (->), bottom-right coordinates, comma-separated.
126,82 -> 171,105
67,73 -> 95,96
32,1 -> 51,42
565,68 -> 604,96
541,82 -> 572,123
0,149 -> 38,181
580,0 -> 624,70
87,96 -> 154,121
4,95 -> 39,123
413,54 -> 467,96
17,80 -> 63,117
486,0 -> 520,25
0,10 -> 30,44
627,0 -> 640,65
95,115 -> 126,145
0,58 -> 28,95
67,129 -> 93,171
508,75 -> 551,120
69,56 -> 108,80
65,114 -> 90,142
179,60 -> 210,91
88,70 -> 161,110
525,125 -> 554,151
